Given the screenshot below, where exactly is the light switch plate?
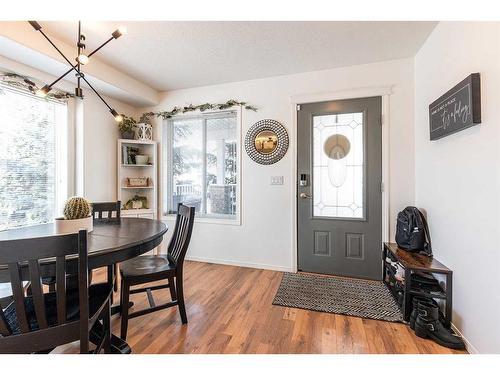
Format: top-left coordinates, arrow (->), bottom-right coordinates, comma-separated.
271,176 -> 284,185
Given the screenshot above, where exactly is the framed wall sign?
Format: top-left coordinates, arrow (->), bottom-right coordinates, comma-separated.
429,73 -> 481,141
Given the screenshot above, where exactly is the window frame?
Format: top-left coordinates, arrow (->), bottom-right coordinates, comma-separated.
0,83 -> 72,229
161,107 -> 242,226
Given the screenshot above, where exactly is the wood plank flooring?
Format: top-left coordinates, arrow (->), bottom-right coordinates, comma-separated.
53,261 -> 466,354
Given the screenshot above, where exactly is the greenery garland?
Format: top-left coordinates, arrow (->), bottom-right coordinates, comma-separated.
0,72 -> 74,100
143,99 -> 257,120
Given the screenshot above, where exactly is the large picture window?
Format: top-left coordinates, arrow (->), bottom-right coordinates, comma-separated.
0,85 -> 68,230
163,111 -> 239,220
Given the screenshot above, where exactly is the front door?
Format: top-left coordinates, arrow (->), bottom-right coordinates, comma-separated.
297,97 -> 382,280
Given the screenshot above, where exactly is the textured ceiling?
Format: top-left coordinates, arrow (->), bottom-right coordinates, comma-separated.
41,21 -> 437,92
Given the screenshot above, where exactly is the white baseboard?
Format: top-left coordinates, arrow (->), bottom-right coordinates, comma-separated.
451,323 -> 479,354
184,255 -> 293,273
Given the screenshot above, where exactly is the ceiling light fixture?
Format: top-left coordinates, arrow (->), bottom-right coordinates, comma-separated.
76,54 -> 89,65
35,84 -> 51,97
28,20 -> 126,121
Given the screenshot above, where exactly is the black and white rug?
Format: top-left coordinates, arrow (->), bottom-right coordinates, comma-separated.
273,272 -> 404,323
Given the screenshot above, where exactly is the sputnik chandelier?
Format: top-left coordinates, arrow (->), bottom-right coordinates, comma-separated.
28,21 -> 126,122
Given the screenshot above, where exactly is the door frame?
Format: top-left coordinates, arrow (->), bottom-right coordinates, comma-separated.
290,86 -> 392,273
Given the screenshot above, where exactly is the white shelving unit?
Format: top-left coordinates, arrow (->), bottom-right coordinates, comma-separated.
117,139 -> 158,219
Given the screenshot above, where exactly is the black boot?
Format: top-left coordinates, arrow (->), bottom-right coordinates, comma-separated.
414,301 -> 465,350
409,296 -> 438,330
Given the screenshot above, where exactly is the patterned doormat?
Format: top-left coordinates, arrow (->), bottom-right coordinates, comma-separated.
273,272 -> 404,323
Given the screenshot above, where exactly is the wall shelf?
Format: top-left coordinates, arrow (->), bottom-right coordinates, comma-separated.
117,139 -> 158,219
121,164 -> 154,167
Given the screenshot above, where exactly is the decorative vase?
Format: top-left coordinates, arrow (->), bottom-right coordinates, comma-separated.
136,123 -> 153,141
121,130 -> 135,139
55,216 -> 93,234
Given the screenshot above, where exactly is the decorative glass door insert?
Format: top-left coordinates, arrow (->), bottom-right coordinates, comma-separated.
312,112 -> 364,219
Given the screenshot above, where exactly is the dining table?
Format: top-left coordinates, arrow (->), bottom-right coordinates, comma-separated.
0,217 -> 168,353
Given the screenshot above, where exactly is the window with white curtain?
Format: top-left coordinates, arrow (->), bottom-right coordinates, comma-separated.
0,85 -> 68,230
162,111 -> 239,221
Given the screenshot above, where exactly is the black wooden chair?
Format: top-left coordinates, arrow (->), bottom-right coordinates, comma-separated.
40,201 -> 122,292
0,230 -> 113,354
92,201 -> 121,293
119,204 -> 195,340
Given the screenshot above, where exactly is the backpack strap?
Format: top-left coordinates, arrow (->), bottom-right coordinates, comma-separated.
418,211 -> 433,257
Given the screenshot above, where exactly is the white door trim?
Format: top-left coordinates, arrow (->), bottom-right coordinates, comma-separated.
290,86 -> 392,273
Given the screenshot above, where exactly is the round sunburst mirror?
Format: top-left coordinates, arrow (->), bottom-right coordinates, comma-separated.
245,119 -> 289,165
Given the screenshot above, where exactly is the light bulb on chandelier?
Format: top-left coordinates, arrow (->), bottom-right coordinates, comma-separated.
76,54 -> 89,65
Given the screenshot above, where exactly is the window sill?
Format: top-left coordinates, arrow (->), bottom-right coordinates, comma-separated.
161,215 -> 241,226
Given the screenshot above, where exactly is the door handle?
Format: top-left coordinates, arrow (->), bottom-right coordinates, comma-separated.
299,192 -> 311,199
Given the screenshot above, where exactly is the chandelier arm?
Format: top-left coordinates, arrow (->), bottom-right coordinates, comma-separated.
45,36 -> 117,90
80,75 -> 113,111
37,29 -> 81,76
88,36 -> 115,58
46,70 -> 72,89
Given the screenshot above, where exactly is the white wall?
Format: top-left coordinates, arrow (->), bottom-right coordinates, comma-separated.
82,93 -> 137,202
142,58 -> 415,271
414,22 -> 500,353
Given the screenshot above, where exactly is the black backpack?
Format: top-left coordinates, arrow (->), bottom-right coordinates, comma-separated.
395,206 -> 432,257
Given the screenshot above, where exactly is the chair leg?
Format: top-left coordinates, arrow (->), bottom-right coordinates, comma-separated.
168,277 -> 177,301
120,279 -> 131,340
175,274 -> 187,324
103,299 -> 112,354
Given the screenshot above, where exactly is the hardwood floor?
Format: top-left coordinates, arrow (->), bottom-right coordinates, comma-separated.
54,261 -> 466,354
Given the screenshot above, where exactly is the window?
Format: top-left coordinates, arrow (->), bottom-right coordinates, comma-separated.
0,85 -> 68,230
163,111 -> 239,220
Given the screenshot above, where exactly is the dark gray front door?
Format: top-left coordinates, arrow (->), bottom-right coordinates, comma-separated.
297,97 -> 382,280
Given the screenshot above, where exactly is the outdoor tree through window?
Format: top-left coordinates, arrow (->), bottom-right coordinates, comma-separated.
163,111 -> 238,220
0,85 -> 68,230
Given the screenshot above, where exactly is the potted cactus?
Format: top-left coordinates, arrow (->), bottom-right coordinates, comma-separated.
55,197 -> 94,234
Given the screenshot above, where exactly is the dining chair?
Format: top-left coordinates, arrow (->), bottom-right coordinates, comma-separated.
92,201 -> 121,221
40,201 -> 122,293
118,204 -> 195,340
0,230 -> 113,354
92,201 -> 121,293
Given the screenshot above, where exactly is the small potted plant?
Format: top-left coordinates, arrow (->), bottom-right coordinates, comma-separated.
118,115 -> 137,139
55,197 -> 93,234
124,195 -> 148,210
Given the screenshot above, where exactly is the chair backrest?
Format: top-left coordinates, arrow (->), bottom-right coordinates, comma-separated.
92,201 -> 121,221
168,204 -> 195,267
0,230 -> 89,354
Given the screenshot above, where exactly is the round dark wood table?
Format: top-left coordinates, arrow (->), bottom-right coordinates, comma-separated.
0,218 -> 168,280
0,217 -> 168,353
